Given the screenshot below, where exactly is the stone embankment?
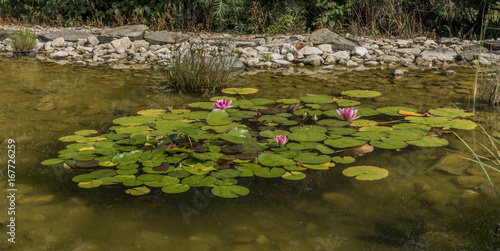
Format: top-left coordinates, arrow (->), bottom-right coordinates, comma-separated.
1,24 -> 499,70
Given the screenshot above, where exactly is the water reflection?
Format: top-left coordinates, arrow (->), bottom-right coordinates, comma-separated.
1,58 -> 499,250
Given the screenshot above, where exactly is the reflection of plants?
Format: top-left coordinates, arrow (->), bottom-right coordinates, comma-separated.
455,125 -> 500,201
9,28 -> 37,51
157,42 -> 236,95
262,54 -> 272,62
266,14 -> 293,35
42,92 -> 479,198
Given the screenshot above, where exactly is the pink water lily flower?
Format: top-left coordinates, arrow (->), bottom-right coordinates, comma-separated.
212,98 -> 233,111
275,135 -> 288,147
336,108 -> 360,121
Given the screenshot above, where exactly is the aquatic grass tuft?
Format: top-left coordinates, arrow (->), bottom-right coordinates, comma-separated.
9,28 -> 37,52
157,42 -> 236,96
478,67 -> 500,105
454,124 -> 500,202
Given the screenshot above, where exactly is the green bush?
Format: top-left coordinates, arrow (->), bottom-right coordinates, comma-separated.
9,28 -> 37,51
266,14 -> 293,35
157,43 -> 236,95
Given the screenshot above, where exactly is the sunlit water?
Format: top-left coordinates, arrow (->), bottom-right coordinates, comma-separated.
1,58 -> 500,250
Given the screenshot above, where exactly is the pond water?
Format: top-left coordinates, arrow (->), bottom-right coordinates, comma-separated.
1,58 -> 500,250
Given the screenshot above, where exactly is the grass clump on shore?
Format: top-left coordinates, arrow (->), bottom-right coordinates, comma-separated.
157,42 -> 236,96
9,28 -> 37,51
479,68 -> 500,105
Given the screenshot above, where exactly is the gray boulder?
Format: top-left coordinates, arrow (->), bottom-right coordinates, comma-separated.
39,30 -> 92,42
144,31 -> 189,44
483,40 -> 500,50
309,28 -> 358,50
0,29 -> 14,40
99,25 -> 149,43
419,48 -> 457,62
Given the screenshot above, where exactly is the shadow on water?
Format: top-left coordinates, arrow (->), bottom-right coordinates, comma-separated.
2,58 -> 500,250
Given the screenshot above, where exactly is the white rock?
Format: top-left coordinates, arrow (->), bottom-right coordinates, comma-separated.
132,40 -> 149,49
365,61 -> 379,66
304,54 -> 323,66
346,60 -> 358,67
36,42 -> 45,51
317,44 -> 333,54
245,58 -> 260,66
44,41 -> 52,50
286,53 -> 294,61
396,39 -> 412,48
271,53 -> 283,60
281,43 -> 293,54
88,35 -> 99,46
255,46 -> 268,53
324,54 -> 336,64
52,37 -> 65,47
76,39 -> 86,46
110,37 -> 132,51
333,51 -> 350,61
299,46 -> 323,55
352,47 -> 369,58
49,50 -> 69,58
394,69 -> 405,76
274,59 -> 292,66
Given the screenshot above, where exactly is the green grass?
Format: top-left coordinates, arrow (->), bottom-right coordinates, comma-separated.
9,28 -> 37,52
157,43 -> 236,96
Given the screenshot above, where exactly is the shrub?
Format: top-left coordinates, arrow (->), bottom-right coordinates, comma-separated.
479,68 -> 500,105
266,14 -> 293,35
157,42 -> 236,95
9,28 -> 37,51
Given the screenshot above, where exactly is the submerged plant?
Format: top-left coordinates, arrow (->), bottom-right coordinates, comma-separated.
157,42 -> 236,95
213,98 -> 233,110
336,108 -> 359,121
9,28 -> 37,52
42,90 -> 478,198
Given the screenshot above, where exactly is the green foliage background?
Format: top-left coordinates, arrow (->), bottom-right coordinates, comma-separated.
0,0 -> 498,37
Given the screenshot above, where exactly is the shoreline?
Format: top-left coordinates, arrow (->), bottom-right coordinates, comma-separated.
1,24 -> 499,72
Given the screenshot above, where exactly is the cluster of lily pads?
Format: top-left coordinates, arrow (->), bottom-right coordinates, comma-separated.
42,89 -> 478,198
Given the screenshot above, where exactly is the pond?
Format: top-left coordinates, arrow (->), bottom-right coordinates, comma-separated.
1,57 -> 500,250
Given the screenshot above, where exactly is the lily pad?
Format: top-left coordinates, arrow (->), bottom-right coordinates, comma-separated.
254,167 -> 287,178
335,99 -> 361,107
300,95 -> 333,103
316,119 -> 350,127
341,90 -> 382,98
41,158 -> 64,165
206,110 -> 232,125
332,156 -> 356,164
211,185 -> 250,198
181,175 -> 217,187
282,171 -> 306,180
113,116 -> 157,126
431,119 -> 477,130
75,130 -> 98,136
251,98 -> 275,106
277,98 -> 300,104
137,109 -> 166,116
144,176 -> 180,187
222,87 -> 259,95
325,137 -> 367,148
59,135 -> 85,142
78,180 -> 102,188
211,169 -> 243,179
352,131 -> 389,141
405,116 -> 451,125
342,166 -> 388,180
303,162 -> 335,170
428,108 -> 473,118
407,136 -> 449,147
125,186 -> 151,195
259,130 -> 290,138
350,119 -> 378,127
370,138 -> 408,149
162,184 -> 190,194
293,153 -> 331,164
377,107 -> 418,116
288,130 -> 326,142
388,129 -> 424,141
357,108 -> 380,117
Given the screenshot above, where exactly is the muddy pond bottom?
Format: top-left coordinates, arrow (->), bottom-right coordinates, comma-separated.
0,58 -> 499,250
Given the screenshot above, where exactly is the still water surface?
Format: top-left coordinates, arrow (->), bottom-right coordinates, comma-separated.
1,58 -> 499,250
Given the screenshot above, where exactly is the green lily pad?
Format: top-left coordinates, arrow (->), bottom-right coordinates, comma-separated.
392,123 -> 431,131
316,119 -> 350,127
369,138 -> 408,149
162,184 -> 190,194
125,186 -> 151,195
293,153 -> 331,164
332,156 -> 356,164
290,125 -> 328,134
211,185 -> 250,198
75,130 -> 98,136
350,119 -> 378,127
335,99 -> 361,107
300,95 -> 333,103
431,119 -> 477,130
357,108 -> 380,117
235,163 -> 260,177
405,116 -> 451,125
277,98 -> 301,104
137,109 -> 166,116
284,165 -> 307,171
113,116 -> 157,126
78,180 -> 102,188
325,137 -> 367,148
222,87 -> 258,95
41,158 -> 64,165
144,176 -> 180,187
181,175 -> 217,187
303,163 -> 335,170
258,153 -> 291,166
328,127 -> 357,136
388,129 -> 425,141
122,178 -> 143,187
316,144 -> 335,154
342,166 -> 388,180
341,90 -> 382,98
377,107 -> 418,116
188,111 -> 210,120
288,131 -> 326,142
428,108 -> 473,118
206,110 -> 232,125
352,131 -> 389,141
282,171 -> 306,180
251,98 -> 275,106
72,174 -> 97,182
407,136 -> 449,147
59,135 -> 85,142
211,169 -> 243,179
294,109 -> 323,116
254,167 -> 287,178
168,170 -> 192,178
259,130 -> 290,138
218,133 -> 246,144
